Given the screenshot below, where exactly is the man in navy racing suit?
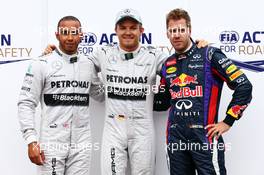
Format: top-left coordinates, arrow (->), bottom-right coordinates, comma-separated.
154,8 -> 253,175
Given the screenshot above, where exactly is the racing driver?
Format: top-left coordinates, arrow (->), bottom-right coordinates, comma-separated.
92,9 -> 167,175
155,8 -> 253,175
18,16 -> 103,175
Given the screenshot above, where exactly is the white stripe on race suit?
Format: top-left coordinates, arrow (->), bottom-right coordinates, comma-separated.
165,143 -> 170,172
212,137 -> 220,175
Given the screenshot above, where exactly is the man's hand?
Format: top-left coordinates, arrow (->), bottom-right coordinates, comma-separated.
205,121 -> 231,140
43,44 -> 56,55
28,142 -> 45,165
195,39 -> 209,48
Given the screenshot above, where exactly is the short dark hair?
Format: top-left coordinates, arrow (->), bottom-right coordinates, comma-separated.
166,8 -> 191,29
57,16 -> 81,31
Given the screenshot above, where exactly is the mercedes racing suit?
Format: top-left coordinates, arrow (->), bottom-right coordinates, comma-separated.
18,49 -> 104,175
89,44 -> 167,175
155,44 -> 252,175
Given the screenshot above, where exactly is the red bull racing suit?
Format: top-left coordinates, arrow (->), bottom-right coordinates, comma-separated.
18,49 -> 104,175
155,44 -> 253,175
89,44 -> 167,175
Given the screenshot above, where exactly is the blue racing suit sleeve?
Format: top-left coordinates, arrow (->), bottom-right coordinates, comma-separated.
153,64 -> 171,111
210,47 -> 253,126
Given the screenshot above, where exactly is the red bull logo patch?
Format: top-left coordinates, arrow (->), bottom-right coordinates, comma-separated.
170,73 -> 198,87
227,105 -> 247,118
169,86 -> 203,99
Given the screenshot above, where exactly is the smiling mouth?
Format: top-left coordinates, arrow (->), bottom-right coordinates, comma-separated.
123,39 -> 134,42
123,37 -> 133,39
66,43 -> 74,46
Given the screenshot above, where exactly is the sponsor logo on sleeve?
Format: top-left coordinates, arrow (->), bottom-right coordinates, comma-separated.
226,64 -> 237,74
227,105 -> 247,118
229,70 -> 243,81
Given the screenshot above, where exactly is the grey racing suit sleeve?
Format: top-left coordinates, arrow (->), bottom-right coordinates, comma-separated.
18,59 -> 44,144
88,58 -> 105,102
88,47 -> 101,72
155,48 -> 168,74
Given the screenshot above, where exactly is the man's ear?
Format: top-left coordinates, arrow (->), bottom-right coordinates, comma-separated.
78,32 -> 83,44
188,27 -> 192,36
55,32 -> 59,41
166,31 -> 170,39
140,27 -> 144,34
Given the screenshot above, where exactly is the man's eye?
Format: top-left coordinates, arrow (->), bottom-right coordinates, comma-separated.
168,28 -> 177,34
173,29 -> 178,33
180,28 -> 186,33
61,30 -> 69,35
131,27 -> 137,30
70,30 -> 79,35
59,30 -> 79,35
168,27 -> 187,34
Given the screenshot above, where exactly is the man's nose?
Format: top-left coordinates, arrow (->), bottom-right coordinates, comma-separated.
67,34 -> 74,40
172,31 -> 180,38
124,29 -> 132,34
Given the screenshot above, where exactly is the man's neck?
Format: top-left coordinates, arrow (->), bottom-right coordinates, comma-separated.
119,44 -> 140,53
175,39 -> 192,54
58,46 -> 77,56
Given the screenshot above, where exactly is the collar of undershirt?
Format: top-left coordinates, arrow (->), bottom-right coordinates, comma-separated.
55,47 -> 78,63
118,44 -> 141,60
174,42 -> 196,60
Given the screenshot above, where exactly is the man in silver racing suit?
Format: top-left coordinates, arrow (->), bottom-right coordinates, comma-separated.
18,16 -> 103,175
88,9 -> 168,175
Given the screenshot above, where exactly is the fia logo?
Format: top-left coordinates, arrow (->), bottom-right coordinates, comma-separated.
80,32 -> 97,46
219,31 -> 239,44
